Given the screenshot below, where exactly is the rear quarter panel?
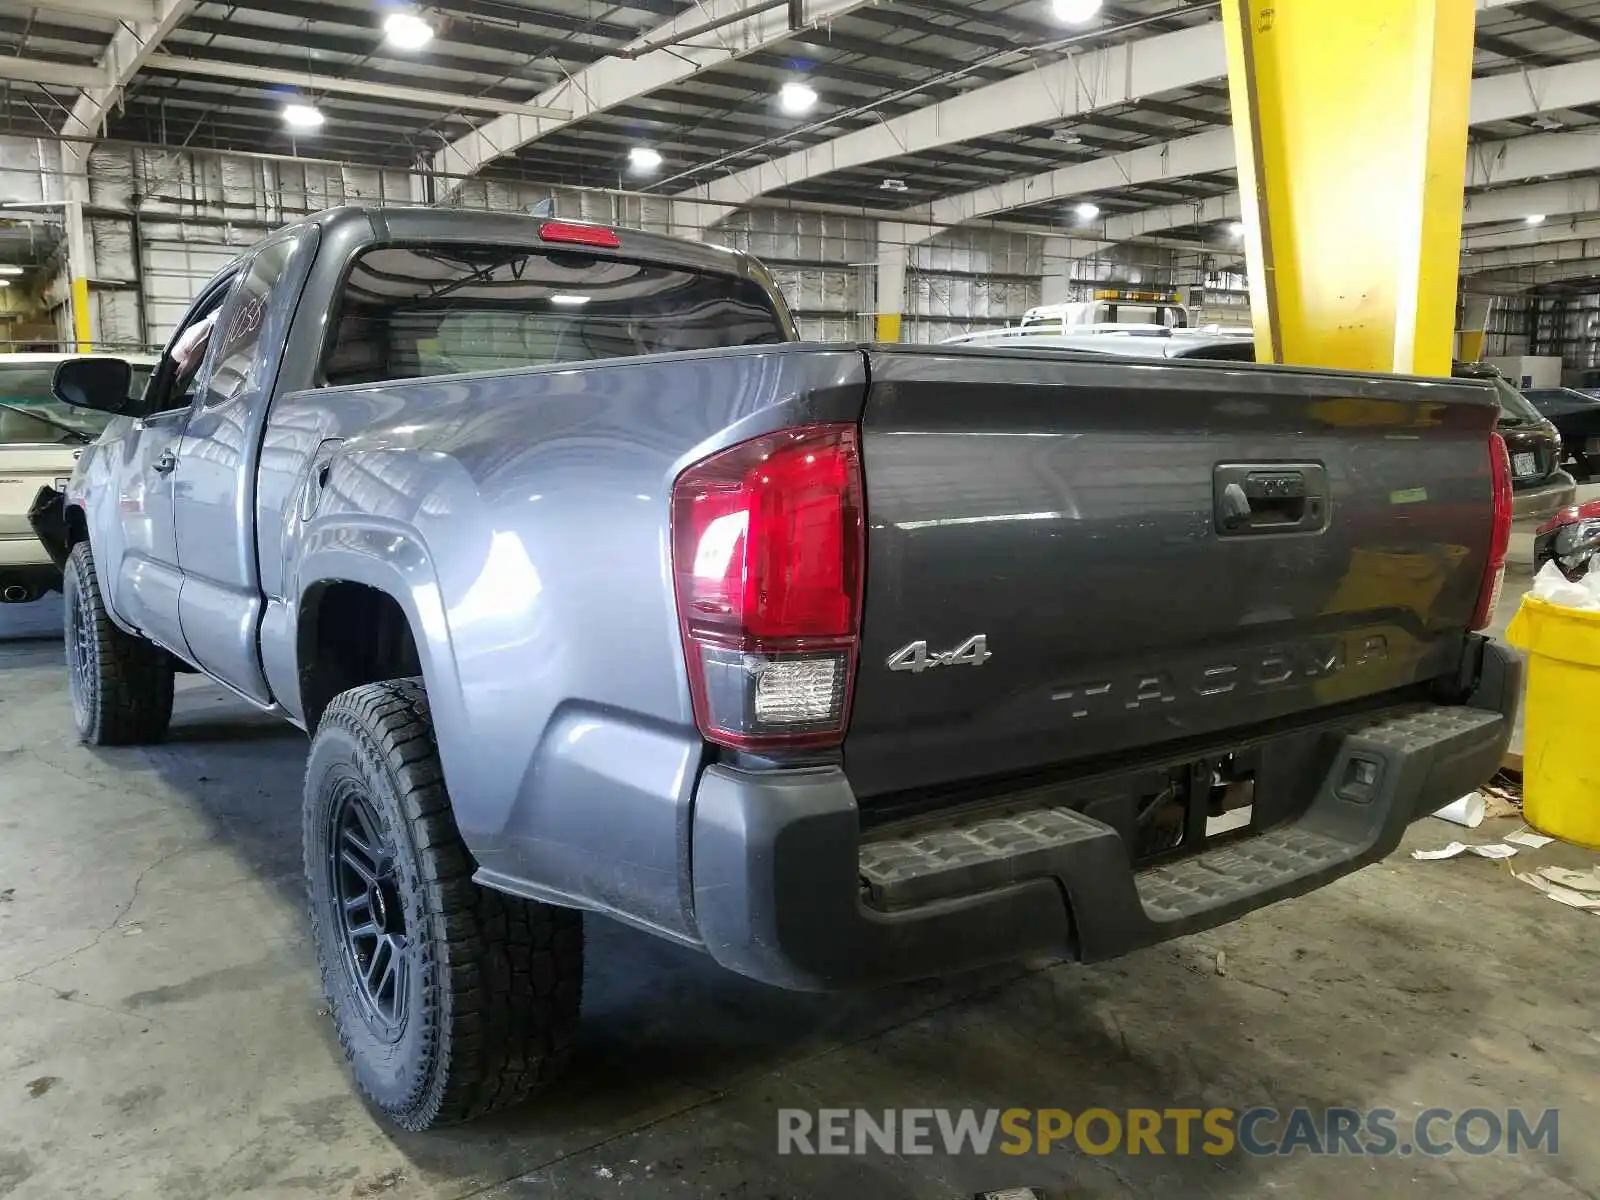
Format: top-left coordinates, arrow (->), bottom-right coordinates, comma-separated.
268,345 -> 867,937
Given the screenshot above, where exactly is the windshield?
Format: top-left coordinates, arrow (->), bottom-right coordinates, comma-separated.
323,245 -> 788,386
1488,376 -> 1546,426
0,361 -> 153,444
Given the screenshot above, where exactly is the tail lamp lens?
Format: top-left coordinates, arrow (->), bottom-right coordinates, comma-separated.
671,424 -> 864,750
1471,431 -> 1514,631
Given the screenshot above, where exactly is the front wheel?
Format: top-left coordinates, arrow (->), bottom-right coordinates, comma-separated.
304,678 -> 583,1130
62,542 -> 174,745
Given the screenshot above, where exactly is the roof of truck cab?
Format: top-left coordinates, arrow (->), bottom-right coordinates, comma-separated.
298,205 -> 754,277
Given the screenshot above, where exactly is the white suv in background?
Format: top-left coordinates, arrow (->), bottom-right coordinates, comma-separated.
0,353 -> 155,604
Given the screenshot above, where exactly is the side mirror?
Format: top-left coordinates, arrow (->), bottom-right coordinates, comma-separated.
53,357 -> 133,415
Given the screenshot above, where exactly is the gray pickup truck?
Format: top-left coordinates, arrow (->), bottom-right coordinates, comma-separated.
39,206 -> 1519,1131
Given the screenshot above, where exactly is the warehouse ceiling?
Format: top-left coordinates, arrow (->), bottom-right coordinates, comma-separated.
2,0 -> 1600,281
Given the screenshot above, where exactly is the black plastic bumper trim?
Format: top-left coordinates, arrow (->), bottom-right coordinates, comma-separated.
689,642 -> 1520,991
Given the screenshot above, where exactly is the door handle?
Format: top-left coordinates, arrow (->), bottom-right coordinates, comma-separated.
153,449 -> 178,475
1214,463 -> 1328,535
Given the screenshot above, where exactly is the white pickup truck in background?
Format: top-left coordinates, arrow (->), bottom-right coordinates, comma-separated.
0,353 -> 155,604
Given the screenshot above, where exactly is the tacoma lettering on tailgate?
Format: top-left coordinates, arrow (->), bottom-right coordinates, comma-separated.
1052,634 -> 1390,720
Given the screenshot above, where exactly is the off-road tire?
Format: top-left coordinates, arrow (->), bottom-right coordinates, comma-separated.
304,678 -> 583,1131
62,541 -> 174,745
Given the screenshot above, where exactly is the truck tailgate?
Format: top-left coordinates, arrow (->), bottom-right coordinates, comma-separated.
845,347 -> 1501,801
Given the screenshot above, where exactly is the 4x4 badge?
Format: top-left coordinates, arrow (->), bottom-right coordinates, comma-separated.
886,635 -> 991,674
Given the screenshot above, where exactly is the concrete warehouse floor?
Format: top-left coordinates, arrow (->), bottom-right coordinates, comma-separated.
3,566 -> 1598,1199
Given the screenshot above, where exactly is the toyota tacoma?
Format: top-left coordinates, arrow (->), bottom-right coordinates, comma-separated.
37,206 -> 1519,1130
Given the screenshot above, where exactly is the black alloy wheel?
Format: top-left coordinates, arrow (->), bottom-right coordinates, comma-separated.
330,785 -> 411,1039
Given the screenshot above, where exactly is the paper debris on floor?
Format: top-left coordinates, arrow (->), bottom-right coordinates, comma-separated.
1433,793 -> 1485,828
1517,871 -> 1600,912
1480,771 -> 1523,817
1538,866 -> 1600,892
1505,828 -> 1556,849
1412,841 -> 1519,861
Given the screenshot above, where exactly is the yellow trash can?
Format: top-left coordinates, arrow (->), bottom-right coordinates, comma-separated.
1505,593 -> 1600,849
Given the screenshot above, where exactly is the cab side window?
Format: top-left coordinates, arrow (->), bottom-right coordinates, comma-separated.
205,236 -> 301,409
141,282 -> 235,418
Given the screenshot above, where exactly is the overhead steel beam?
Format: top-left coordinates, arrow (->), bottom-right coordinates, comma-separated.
431,0 -> 876,187
675,0 -> 1525,215
60,0 -> 195,172
1463,215 -> 1600,254
0,57 -> 103,89
915,128 -> 1233,232
885,56 -> 1597,249
1464,233 -> 1600,271
15,0 -> 158,18
139,54 -> 573,118
1096,123 -> 1600,245
1462,175 -> 1600,228
679,21 -> 1228,212
1464,257 -> 1600,285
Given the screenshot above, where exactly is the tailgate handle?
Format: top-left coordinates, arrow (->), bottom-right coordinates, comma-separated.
1215,463 -> 1327,536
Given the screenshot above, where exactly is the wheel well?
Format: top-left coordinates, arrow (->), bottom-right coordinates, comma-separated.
298,582 -> 422,729
65,506 -> 88,548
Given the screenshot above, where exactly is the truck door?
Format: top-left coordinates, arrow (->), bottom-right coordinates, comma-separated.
109,278 -> 236,659
173,229 -> 314,704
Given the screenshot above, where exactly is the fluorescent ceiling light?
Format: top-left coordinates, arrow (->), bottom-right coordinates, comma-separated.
629,146 -> 662,172
1227,221 -> 1246,238
549,294 -> 591,306
779,81 -> 817,114
1074,201 -> 1100,221
1052,0 -> 1103,24
0,280 -> 10,289
1526,213 -> 1546,225
282,102 -> 324,130
383,11 -> 434,50
0,265 -> 23,277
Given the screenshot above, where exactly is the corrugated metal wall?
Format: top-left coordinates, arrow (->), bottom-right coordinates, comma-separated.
714,209 -> 875,342
904,229 -> 1042,343
1,136 -> 1199,353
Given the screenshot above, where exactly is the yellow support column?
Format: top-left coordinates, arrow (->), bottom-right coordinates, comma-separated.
71,277 -> 93,353
1221,0 -> 1476,375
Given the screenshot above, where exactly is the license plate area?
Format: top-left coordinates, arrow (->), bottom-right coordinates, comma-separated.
1513,451 -> 1539,478
1080,753 -> 1260,864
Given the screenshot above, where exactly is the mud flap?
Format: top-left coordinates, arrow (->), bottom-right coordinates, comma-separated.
27,486 -> 70,569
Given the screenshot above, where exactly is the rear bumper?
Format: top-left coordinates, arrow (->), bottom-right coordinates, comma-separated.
691,641 -> 1519,991
1513,471 -> 1577,522
0,532 -> 51,570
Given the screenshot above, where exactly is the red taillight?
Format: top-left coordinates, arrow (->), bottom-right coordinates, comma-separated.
1537,498 -> 1600,536
1471,431 -> 1514,630
671,424 -> 865,751
539,221 -> 620,248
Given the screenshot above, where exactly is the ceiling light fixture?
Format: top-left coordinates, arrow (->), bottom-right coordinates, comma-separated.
629,146 -> 662,172
549,294 -> 591,306
1074,201 -> 1100,221
1227,221 -> 1246,238
880,178 -> 909,193
383,11 -> 434,50
1051,129 -> 1083,144
779,81 -> 817,114
0,280 -> 11,289
1051,0 -> 1103,24
282,102 -> 325,130
1526,213 -> 1546,225
0,265 -> 23,277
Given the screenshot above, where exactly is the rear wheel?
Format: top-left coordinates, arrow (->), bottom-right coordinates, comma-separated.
304,678 -> 583,1130
62,542 -> 174,745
